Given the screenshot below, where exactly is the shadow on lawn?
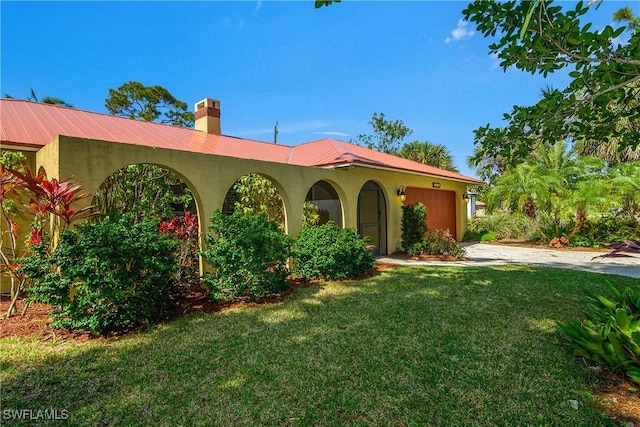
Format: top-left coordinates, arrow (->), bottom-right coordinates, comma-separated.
2,264 -> 638,425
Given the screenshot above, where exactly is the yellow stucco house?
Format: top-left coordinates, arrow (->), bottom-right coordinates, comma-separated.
1,97 -> 481,264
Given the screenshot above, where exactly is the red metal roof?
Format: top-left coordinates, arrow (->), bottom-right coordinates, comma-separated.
0,99 -> 482,183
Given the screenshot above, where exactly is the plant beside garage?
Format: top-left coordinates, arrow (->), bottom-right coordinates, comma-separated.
400,202 -> 466,259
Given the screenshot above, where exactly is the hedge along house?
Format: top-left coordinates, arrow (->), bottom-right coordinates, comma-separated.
1,97 -> 482,274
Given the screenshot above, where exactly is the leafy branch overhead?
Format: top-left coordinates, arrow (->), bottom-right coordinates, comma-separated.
463,0 -> 640,167
105,81 -> 195,127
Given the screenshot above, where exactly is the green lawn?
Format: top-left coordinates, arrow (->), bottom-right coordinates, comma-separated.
1,265 -> 638,426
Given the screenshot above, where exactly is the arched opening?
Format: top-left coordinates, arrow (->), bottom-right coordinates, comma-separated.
357,181 -> 387,255
92,163 -> 200,282
222,173 -> 286,231
304,180 -> 343,227
92,163 -> 196,222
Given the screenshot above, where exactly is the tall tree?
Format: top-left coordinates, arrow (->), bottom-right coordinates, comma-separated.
467,144 -> 508,184
398,140 -> 459,172
354,112 -> 413,155
463,1 -> 640,167
105,81 -> 194,127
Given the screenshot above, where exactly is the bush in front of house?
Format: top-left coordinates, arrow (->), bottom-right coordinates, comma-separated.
200,210 -> 293,302
159,211 -> 200,283
408,229 -> 466,259
23,215 -> 181,335
401,203 -> 427,252
294,221 -> 376,280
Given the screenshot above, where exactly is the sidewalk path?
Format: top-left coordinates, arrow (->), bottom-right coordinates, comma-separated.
377,243 -> 640,279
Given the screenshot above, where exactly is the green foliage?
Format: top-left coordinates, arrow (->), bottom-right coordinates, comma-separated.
464,1 -> 640,166
223,174 -> 285,229
93,164 -> 193,223
408,229 -> 466,259
486,142 -> 609,241
23,215 -> 181,335
398,141 -> 459,172
480,231 -> 499,242
201,211 -> 293,302
294,221 -> 376,280
105,81 -> 194,127
302,201 -> 320,227
467,213 -> 534,241
314,0 -> 340,8
401,203 -> 427,253
558,281 -> 640,384
575,216 -> 640,246
354,112 -> 413,155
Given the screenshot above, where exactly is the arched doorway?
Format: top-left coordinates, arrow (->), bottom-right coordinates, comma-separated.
222,173 -> 287,231
92,163 -> 200,281
357,181 -> 387,255
92,163 -> 196,222
304,180 -> 343,226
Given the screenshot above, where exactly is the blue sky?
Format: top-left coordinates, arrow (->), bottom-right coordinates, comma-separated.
0,1 -> 632,178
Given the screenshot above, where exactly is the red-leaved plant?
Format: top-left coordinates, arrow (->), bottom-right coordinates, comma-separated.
159,211 -> 200,283
1,165 -> 95,317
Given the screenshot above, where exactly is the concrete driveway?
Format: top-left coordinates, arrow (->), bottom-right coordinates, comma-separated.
378,243 -> 640,278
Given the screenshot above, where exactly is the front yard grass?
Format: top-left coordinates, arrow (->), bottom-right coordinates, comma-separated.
1,265 -> 638,426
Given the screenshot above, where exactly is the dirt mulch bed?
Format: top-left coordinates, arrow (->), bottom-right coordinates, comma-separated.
592,369 -> 640,425
0,263 -> 392,342
388,252 -> 466,261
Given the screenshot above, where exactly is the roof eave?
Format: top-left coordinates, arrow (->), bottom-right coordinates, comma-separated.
323,161 -> 484,185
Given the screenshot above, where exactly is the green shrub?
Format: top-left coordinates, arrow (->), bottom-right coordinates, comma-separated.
480,231 -> 499,242
294,221 -> 376,280
558,281 -> 640,385
468,213 -> 532,240
463,229 -> 484,241
575,216 -> 640,246
409,229 -> 466,259
23,215 -> 181,335
200,211 -> 293,302
401,203 -> 427,252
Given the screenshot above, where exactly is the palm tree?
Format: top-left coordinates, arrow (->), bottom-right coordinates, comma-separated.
487,162 -> 558,239
398,140 -> 459,172
609,161 -> 640,227
4,88 -> 73,107
572,80 -> 640,165
488,141 -> 610,241
467,144 -> 508,184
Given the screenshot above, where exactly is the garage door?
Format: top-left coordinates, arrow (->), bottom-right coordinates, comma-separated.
405,187 -> 457,237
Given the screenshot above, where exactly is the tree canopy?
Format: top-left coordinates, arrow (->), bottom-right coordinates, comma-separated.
105,81 -> 194,127
354,112 -> 413,155
464,0 -> 640,167
398,141 -> 459,172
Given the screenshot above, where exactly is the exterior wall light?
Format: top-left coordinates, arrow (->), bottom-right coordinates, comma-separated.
462,192 -> 470,202
397,186 -> 406,204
